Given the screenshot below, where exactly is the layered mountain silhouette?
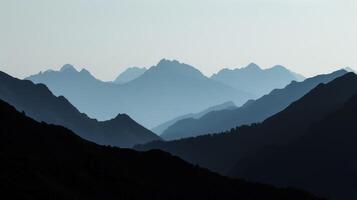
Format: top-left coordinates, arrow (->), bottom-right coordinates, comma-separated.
161,70 -> 347,140
0,99 -> 320,200
230,74 -> 357,200
114,67 -> 147,84
26,59 -> 253,127
0,71 -> 160,147
136,72 -> 357,199
211,63 -> 305,97
152,101 -> 236,136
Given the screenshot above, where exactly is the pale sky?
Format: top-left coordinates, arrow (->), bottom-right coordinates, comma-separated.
0,0 -> 356,81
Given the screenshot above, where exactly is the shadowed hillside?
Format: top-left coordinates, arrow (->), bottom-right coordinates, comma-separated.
230,93 -> 357,200
0,99 -> 320,200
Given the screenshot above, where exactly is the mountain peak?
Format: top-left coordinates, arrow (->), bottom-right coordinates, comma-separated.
157,58 -> 181,67
144,59 -> 206,80
114,113 -> 131,120
271,65 -> 288,71
245,63 -> 261,70
79,68 -> 92,75
60,64 -> 77,72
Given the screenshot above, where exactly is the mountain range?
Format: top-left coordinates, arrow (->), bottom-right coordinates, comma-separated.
136,72 -> 357,200
211,63 -> 305,97
26,59 -> 253,128
160,69 -> 347,140
0,98 -> 319,200
0,71 -> 160,147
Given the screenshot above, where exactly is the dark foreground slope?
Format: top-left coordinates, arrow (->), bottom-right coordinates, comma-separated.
230,94 -> 357,200
0,71 -> 160,147
0,100 -> 319,200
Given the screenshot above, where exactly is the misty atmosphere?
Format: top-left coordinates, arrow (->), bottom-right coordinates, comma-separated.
0,0 -> 356,199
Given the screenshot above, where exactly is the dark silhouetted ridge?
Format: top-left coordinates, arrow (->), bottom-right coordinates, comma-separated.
0,99 -> 319,200
230,83 -> 357,200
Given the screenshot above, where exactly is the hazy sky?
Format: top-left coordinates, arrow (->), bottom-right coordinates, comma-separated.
0,0 -> 356,80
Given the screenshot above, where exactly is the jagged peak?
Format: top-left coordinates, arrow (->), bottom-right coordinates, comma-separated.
157,58 -> 181,66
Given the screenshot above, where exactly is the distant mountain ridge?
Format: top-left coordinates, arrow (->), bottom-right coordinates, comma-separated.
0,71 -> 160,147
152,101 -> 236,136
26,59 -> 253,128
0,99 -> 320,200
114,67 -> 147,84
211,63 -> 305,97
161,69 -> 347,140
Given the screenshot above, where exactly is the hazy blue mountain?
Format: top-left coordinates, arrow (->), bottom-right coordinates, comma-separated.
0,71 -> 160,147
114,67 -> 147,84
0,99 -> 319,200
152,101 -> 236,136
26,59 -> 254,128
211,63 -> 305,97
26,64 -> 112,120
161,70 -> 347,140
229,74 -> 357,200
136,72 -> 357,177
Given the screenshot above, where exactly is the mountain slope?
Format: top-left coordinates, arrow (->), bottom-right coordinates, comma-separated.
230,93 -> 357,200
26,64 -> 112,121
114,67 -> 147,84
0,71 -> 160,147
0,99 -> 319,200
136,72 -> 357,175
211,63 -> 305,97
26,59 -> 253,127
152,101 -> 236,136
161,70 -> 347,140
